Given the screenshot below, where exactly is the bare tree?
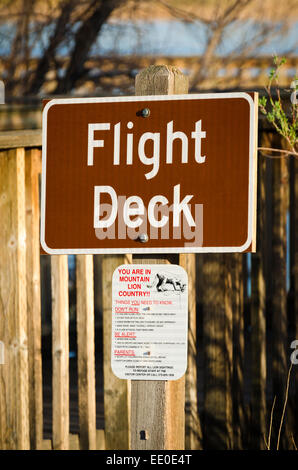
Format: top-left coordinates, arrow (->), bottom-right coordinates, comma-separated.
0,0 -> 129,96
152,0 -> 298,90
0,0 -> 296,96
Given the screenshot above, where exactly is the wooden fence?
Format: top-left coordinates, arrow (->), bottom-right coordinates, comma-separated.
0,118 -> 297,450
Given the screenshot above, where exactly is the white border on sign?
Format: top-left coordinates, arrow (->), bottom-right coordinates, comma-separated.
41,93 -> 256,254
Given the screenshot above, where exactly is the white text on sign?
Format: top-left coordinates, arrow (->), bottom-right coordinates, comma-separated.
87,120 -> 207,179
87,120 -> 206,242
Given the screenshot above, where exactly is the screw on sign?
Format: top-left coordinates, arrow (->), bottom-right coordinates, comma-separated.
41,93 -> 257,254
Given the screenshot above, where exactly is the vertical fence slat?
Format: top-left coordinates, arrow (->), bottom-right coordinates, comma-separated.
202,254 -> 233,449
180,253 -> 202,449
102,254 -> 132,449
293,158 -> 298,433
51,255 -> 69,450
232,253 -> 244,449
25,148 -> 43,449
76,254 -> 96,450
289,156 -> 298,439
0,148 -> 30,449
293,159 -> 298,330
96,429 -> 106,450
69,433 -> 80,450
271,148 -> 289,448
250,152 -> 267,448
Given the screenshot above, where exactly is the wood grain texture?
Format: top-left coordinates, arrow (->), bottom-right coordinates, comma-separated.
51,255 -> 69,450
180,253 -> 202,450
131,380 -> 167,449
76,254 -> 96,450
25,148 -> 43,449
102,254 -> 132,450
96,429 -> 106,450
41,439 -> 52,450
135,65 -> 188,96
271,151 -> 289,448
0,130 -> 42,149
202,254 -> 233,450
131,256 -> 184,450
0,148 -> 30,449
69,433 -> 80,450
293,157 -> 298,433
231,254 -> 244,449
250,154 -> 266,449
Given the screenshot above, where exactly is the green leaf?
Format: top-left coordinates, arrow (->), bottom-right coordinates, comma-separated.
259,96 -> 267,107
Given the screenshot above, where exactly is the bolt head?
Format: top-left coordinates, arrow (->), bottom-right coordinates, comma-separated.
141,108 -> 150,118
139,233 -> 149,243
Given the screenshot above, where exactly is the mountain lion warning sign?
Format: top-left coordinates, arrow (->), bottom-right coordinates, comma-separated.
111,264 -> 188,381
41,93 -> 258,254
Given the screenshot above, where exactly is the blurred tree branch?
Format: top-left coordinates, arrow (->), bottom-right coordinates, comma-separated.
1,0 -> 130,95
0,0 -> 297,96
55,0 -> 124,93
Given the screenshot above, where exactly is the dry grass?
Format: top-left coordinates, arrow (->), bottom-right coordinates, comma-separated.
264,363 -> 297,451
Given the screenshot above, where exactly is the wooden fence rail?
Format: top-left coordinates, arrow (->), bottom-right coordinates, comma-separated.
0,118 -> 297,450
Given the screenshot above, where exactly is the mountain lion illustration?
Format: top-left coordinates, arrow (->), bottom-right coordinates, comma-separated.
147,272 -> 186,292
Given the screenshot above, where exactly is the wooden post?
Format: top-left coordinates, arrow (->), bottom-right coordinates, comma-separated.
202,254 -> 233,449
25,148 -> 43,450
76,254 -> 96,450
130,66 -> 188,451
131,255 -> 185,450
0,148 -> 30,449
51,255 -> 69,450
102,254 -> 132,450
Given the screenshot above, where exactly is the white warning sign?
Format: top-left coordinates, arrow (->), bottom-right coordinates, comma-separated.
111,264 -> 188,380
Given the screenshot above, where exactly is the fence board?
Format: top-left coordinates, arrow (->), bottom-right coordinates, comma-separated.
51,255 -> 69,450
292,158 -> 298,434
102,254 -> 132,449
0,130 -> 42,149
96,429 -> 106,450
69,433 -> 80,450
250,154 -> 266,449
295,158 -> 298,338
180,253 -> 202,450
0,148 -> 30,449
202,254 -> 233,449
76,254 -> 96,450
271,150 -> 290,448
232,253 -> 244,449
41,439 -> 52,450
25,148 -> 43,449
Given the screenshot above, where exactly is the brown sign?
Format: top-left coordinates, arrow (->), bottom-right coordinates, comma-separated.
41,93 -> 257,254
